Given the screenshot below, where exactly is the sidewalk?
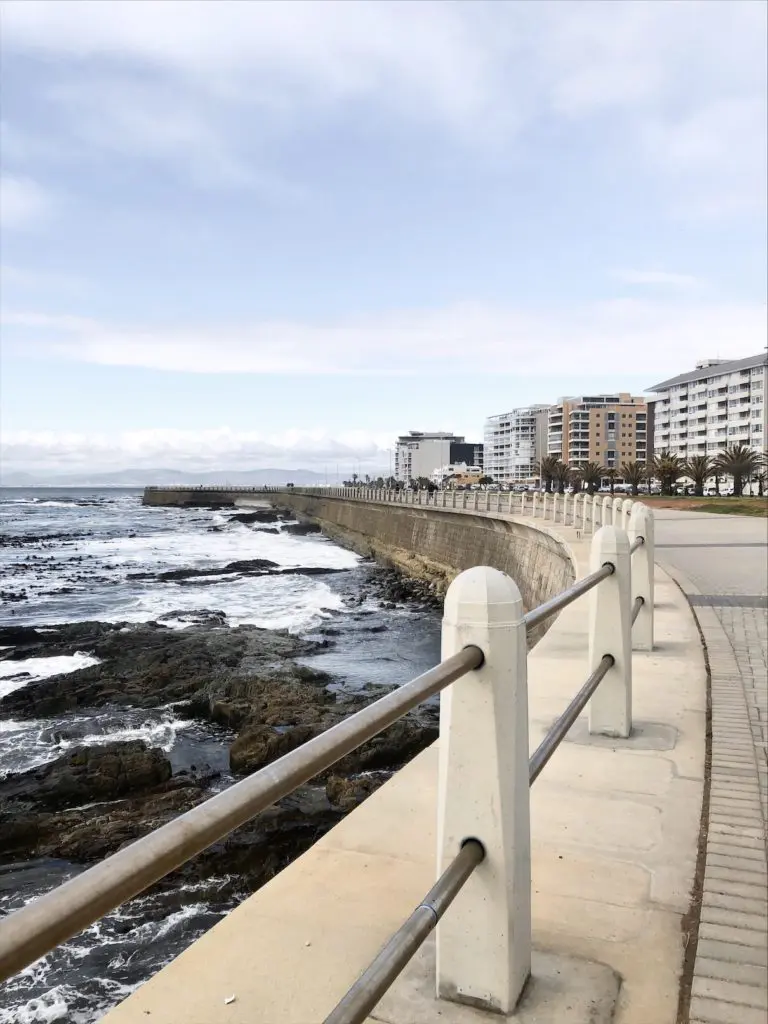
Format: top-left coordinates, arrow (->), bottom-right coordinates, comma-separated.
104,513 -> 705,1024
653,509 -> 768,1024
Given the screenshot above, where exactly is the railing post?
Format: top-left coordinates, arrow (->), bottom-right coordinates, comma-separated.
622,498 -> 633,531
532,492 -> 538,518
602,495 -> 612,526
462,492 -> 467,510
628,503 -> 654,651
588,526 -> 632,738
612,495 -> 623,526
562,491 -> 569,524
542,492 -> 548,519
438,566 -> 531,1013
591,494 -> 600,533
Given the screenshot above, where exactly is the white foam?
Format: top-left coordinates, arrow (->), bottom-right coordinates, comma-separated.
53,717 -> 193,754
0,652 -> 100,697
0,989 -> 70,1024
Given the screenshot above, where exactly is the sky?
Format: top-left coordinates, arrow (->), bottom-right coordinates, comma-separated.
1,0 -> 767,479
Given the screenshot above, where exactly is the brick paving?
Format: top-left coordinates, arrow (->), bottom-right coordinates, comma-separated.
653,510 -> 767,1024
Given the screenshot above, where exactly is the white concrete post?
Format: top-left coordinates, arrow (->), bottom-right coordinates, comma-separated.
542,492 -> 548,519
621,498 -> 633,532
462,492 -> 467,510
473,492 -> 479,510
612,496 -> 623,528
562,491 -> 569,525
581,494 -> 589,533
452,490 -> 457,508
628,503 -> 654,651
485,491 -> 491,512
591,494 -> 601,533
588,526 -> 632,738
438,566 -> 531,1013
532,492 -> 539,518
602,495 -> 613,526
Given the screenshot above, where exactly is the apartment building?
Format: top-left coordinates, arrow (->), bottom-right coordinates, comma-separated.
483,405 -> 551,484
394,432 -> 482,484
547,394 -> 648,472
649,353 -> 768,459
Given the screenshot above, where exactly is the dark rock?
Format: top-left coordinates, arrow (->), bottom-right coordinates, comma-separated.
325,772 -> 389,812
228,509 -> 293,525
229,724 -> 315,774
281,522 -> 321,536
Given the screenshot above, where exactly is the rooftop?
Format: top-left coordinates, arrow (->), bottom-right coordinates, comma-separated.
649,352 -> 768,392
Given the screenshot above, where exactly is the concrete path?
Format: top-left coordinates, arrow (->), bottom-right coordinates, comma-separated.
654,510 -> 768,1024
104,517 -> 705,1024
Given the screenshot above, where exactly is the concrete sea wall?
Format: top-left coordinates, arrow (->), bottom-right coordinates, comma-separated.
268,492 -> 576,627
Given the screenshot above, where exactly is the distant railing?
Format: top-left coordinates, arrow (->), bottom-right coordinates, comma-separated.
0,491 -> 655,1022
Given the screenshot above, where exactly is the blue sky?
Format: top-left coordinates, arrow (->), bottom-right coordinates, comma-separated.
1,0 -> 766,477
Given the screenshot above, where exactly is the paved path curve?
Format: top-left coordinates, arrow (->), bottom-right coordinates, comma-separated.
654,510 -> 767,1024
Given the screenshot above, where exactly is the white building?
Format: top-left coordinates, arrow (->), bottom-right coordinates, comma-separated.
394,432 -> 480,484
430,462 -> 483,486
649,353 -> 767,460
483,405 -> 551,484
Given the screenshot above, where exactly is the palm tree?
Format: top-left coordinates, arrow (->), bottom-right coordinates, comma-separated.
478,475 -> 495,488
552,460 -> 570,495
652,450 -> 686,496
539,455 -> 560,494
581,461 -> 604,495
620,461 -> 646,497
568,467 -> 584,493
715,445 -> 763,497
685,455 -> 714,497
604,467 -> 617,495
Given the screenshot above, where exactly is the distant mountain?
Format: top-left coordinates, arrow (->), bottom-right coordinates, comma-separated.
0,468 -> 330,488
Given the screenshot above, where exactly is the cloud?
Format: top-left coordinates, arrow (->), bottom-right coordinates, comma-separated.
611,269 -> 702,288
0,174 -> 52,228
3,297 -> 765,379
1,1 -> 765,210
0,427 -> 394,474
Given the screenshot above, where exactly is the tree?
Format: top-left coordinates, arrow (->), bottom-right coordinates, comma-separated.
478,475 -> 495,487
621,461 -> 646,496
552,460 -> 570,495
684,455 -> 714,497
581,461 -> 604,495
604,467 -> 617,495
715,445 -> 763,497
652,450 -> 686,496
539,455 -> 560,494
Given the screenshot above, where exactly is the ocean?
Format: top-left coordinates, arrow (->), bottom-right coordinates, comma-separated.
0,488 -> 441,1022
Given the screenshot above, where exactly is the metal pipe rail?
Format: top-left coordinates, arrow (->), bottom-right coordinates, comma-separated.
630,535 -> 645,554
326,649 -> 618,1023
324,840 -> 485,1024
524,562 -> 614,632
0,646 -> 483,984
631,595 -> 644,625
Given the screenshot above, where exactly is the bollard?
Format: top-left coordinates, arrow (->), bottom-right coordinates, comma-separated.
628,503 -> 654,651
438,566 -> 531,1012
591,494 -> 601,534
621,498 -> 633,532
562,491 -> 570,525
542,492 -> 548,520
581,494 -> 590,533
462,492 -> 468,510
612,496 -> 623,527
602,495 -> 613,526
588,526 -> 632,738
532,492 -> 539,518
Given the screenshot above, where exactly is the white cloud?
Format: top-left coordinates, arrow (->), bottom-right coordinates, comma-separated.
0,427 -> 394,474
3,297 -> 765,379
1,0 -> 765,210
611,269 -> 702,288
0,174 -> 52,228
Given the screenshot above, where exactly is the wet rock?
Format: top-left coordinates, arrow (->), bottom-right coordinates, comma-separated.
281,522 -> 321,536
229,724 -> 315,774
0,741 -> 172,813
325,772 -> 389,812
227,509 -> 293,525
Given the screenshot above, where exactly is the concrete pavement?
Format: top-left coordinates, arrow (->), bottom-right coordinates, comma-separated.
104,517 -> 705,1024
653,509 -> 767,1024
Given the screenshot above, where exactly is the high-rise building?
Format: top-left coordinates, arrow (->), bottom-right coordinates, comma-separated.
394,432 -> 483,484
547,394 -> 648,472
483,405 -> 551,484
648,353 -> 767,459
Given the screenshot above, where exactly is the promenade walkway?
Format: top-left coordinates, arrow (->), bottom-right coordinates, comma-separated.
105,511 -> 705,1024
654,509 -> 767,1024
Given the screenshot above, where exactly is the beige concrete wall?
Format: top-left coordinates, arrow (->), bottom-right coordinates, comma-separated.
273,493 -> 576,624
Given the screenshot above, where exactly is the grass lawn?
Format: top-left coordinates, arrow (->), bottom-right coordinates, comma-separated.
641,496 -> 768,517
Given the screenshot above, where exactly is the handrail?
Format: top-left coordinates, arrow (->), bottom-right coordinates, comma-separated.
0,646 -> 483,983
528,654 -> 615,783
323,839 -> 485,1024
630,535 -> 644,554
524,562 -> 614,632
631,595 -> 644,625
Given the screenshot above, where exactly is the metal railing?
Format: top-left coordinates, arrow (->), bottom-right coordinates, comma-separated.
0,494 -> 655,1023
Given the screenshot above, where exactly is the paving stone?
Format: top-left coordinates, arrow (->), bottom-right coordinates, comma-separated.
707,853 -> 768,874
700,921 -> 768,948
705,873 -> 768,902
689,994 -> 767,1023
695,957 -> 768,988
703,890 -> 768,915
700,905 -> 768,931
692,975 -> 768,1010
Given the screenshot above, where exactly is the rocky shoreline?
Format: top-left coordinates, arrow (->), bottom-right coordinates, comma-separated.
0,548 -> 442,906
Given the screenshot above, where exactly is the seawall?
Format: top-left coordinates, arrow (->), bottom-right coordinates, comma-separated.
259,492 -> 576,633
